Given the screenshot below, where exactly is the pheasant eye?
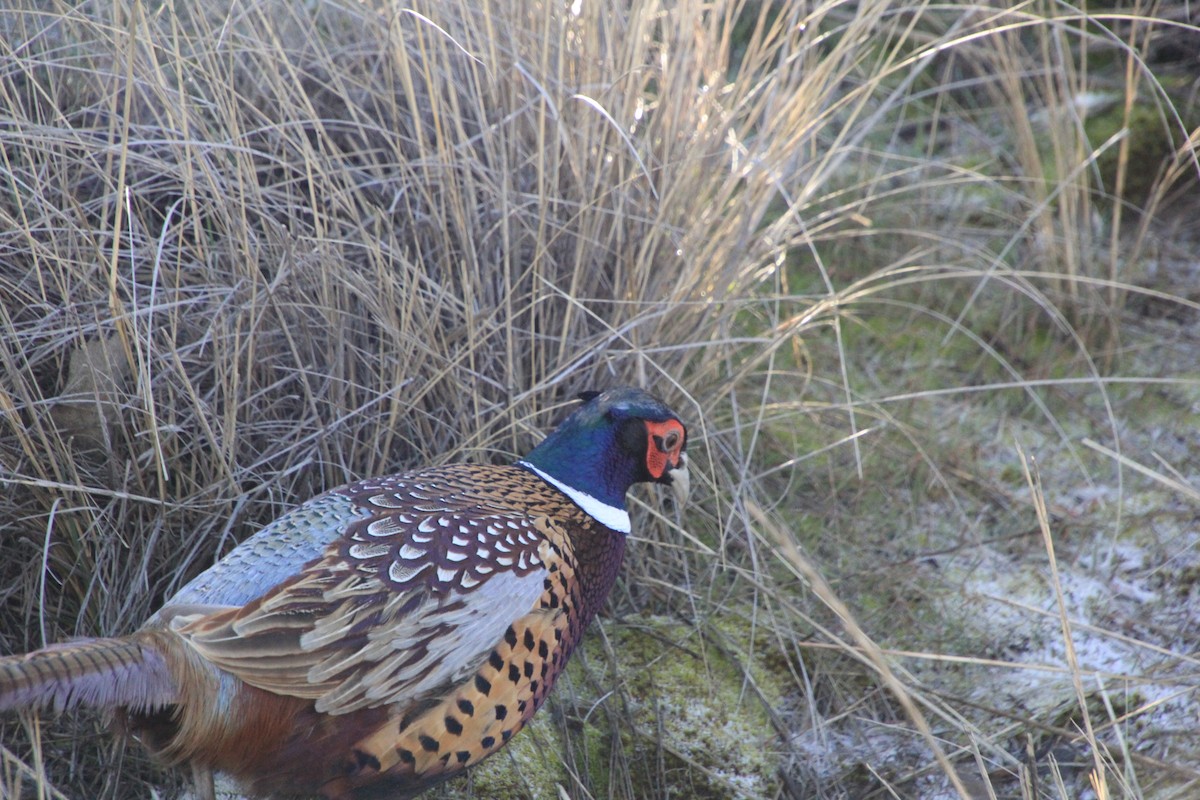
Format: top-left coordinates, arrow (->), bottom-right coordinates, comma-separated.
663,431 -> 679,452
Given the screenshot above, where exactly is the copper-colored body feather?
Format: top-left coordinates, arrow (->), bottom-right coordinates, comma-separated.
0,389 -> 687,799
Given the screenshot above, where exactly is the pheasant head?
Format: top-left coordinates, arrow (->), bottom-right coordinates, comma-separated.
517,387 -> 689,533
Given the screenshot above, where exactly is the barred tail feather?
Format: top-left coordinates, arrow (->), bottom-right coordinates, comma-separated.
0,637 -> 176,714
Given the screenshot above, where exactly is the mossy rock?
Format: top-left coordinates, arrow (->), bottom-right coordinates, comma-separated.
558,615 -> 784,799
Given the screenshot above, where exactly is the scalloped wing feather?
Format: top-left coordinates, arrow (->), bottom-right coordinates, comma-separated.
166,466 -> 567,716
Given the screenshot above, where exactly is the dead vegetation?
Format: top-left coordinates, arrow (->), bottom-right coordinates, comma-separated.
2,1 -> 1199,798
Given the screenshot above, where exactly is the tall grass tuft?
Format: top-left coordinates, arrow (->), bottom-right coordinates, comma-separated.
2,0 -> 1197,798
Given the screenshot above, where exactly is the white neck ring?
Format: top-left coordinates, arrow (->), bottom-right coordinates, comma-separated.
519,462 -> 631,534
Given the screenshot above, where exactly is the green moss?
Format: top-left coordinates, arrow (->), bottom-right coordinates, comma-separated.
1084,98 -> 1190,206
567,615 -> 783,800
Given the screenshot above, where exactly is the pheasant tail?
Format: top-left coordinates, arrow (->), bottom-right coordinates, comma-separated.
0,636 -> 176,714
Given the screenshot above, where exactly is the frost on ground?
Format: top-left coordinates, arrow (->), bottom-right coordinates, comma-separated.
776,275 -> 1200,797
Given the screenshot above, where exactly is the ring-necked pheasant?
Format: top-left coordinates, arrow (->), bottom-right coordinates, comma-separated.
0,387 -> 688,800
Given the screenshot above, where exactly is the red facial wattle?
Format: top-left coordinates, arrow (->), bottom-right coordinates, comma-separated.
644,419 -> 686,480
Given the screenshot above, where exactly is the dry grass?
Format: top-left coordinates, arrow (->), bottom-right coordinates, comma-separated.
1,0 -> 1199,798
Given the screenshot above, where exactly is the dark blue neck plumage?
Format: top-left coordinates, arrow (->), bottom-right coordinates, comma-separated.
519,421 -> 637,511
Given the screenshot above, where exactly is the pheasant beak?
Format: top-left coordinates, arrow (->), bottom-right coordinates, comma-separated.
667,451 -> 689,510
